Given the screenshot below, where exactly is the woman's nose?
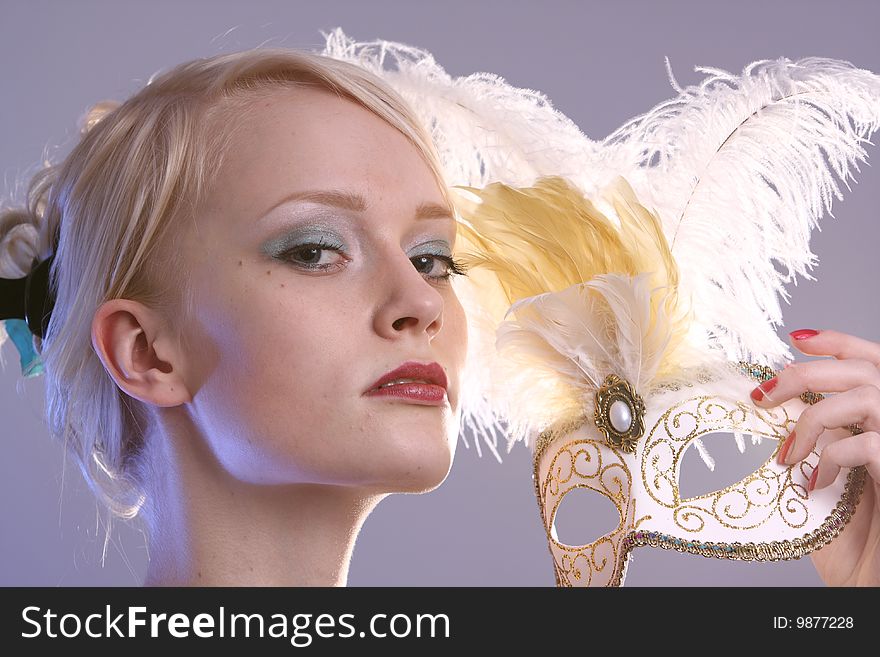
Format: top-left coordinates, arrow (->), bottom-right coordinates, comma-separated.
373,252 -> 444,340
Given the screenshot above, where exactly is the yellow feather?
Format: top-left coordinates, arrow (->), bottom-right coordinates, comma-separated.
454,175 -> 674,302
452,175 -> 699,403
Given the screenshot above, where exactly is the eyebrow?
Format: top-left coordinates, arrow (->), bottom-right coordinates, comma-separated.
258,189 -> 455,222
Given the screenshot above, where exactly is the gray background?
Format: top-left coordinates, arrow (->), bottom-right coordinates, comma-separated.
1,0 -> 878,586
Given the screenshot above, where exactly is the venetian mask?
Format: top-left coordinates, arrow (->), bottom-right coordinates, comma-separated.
532,362 -> 864,586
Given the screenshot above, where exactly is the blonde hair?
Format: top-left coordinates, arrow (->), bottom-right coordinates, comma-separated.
0,47 -> 450,535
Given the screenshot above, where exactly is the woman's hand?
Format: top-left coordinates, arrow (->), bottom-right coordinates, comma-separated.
749,328 -> 880,586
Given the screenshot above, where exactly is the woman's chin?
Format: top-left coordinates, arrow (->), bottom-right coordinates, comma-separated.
364,446 -> 454,495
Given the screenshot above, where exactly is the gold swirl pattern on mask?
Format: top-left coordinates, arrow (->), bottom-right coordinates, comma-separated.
642,395 -> 808,531
614,362 -> 866,571
618,466 -> 865,565
533,431 -> 650,587
556,535 -> 619,587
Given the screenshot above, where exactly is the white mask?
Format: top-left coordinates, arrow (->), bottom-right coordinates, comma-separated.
532,363 -> 863,586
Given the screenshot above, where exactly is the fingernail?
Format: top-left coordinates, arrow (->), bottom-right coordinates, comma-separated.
790,329 -> 819,340
808,465 -> 819,492
750,376 -> 778,402
777,430 -> 796,465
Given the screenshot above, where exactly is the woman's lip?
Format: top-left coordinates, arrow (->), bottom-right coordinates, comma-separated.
363,382 -> 448,405
366,360 -> 448,394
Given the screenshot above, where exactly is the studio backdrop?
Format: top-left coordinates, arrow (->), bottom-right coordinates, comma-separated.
1,0 -> 878,586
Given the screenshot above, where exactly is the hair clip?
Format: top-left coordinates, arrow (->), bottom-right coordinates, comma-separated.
0,253 -> 55,377
1,318 -> 43,377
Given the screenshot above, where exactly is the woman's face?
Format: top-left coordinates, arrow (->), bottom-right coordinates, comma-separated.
177,86 -> 467,493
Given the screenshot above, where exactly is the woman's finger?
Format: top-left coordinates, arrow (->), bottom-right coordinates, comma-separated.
781,384 -> 880,464
810,430 -> 880,492
788,328 -> 880,365
750,357 -> 880,407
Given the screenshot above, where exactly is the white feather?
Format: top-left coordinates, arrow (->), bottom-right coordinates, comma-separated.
733,430 -> 747,454
321,28 -> 603,191
691,438 -> 716,472
585,273 -> 673,393
491,273 -> 692,445
596,57 -> 880,367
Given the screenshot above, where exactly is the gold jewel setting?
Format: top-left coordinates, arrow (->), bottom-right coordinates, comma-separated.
593,374 -> 646,453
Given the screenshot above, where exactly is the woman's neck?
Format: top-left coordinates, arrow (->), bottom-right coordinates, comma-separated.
141,416 -> 384,586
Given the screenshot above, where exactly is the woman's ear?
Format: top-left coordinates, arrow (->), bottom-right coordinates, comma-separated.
91,298 -> 192,407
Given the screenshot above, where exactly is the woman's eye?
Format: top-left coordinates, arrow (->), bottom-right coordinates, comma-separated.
282,243 -> 346,270
411,254 -> 469,280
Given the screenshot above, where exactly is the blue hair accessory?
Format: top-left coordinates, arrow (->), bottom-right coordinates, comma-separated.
2,318 -> 43,377
0,251 -> 55,378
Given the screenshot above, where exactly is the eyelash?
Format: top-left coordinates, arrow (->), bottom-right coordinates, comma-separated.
281,241 -> 469,280
412,253 -> 470,280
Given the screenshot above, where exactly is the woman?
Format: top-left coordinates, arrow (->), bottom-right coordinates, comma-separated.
0,47 -> 468,586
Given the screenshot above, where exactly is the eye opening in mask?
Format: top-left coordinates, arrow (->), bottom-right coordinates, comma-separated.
550,485 -> 624,546
678,429 -> 779,501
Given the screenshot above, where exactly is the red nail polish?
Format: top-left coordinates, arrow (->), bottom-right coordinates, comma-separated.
808,466 -> 819,491
750,376 -> 778,402
790,329 -> 819,340
777,430 -> 795,465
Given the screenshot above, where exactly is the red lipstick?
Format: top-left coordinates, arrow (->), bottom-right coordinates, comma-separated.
364,361 -> 448,406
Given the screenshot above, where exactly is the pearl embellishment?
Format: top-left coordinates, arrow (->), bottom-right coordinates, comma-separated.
609,399 -> 633,433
